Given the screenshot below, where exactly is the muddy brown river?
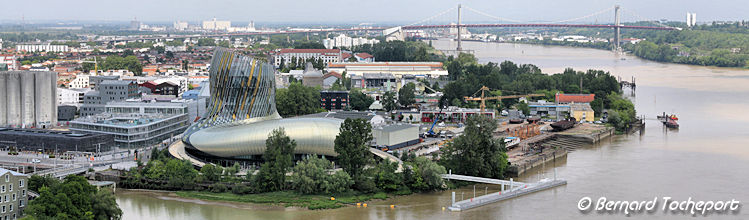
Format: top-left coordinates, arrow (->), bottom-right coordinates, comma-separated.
117,40 -> 749,219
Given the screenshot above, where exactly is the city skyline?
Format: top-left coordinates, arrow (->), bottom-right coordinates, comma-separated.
1,0 -> 747,24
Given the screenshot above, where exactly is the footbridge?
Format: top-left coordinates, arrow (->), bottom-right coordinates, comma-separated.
442,170 -> 567,211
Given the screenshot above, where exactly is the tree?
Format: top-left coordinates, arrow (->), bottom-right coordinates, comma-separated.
91,189 -> 123,220
29,175 -> 59,192
152,46 -> 165,54
255,128 -> 297,192
516,102 -> 530,116
398,82 -> 416,107
164,159 -> 198,189
334,118 -> 373,181
225,162 -> 241,177
290,156 -> 352,194
218,40 -> 232,48
382,91 -> 397,112
122,49 -> 134,57
374,160 -> 403,192
27,175 -> 122,220
409,157 -> 446,191
200,164 -> 223,182
182,59 -> 190,71
145,160 -> 166,180
275,82 -> 324,117
198,38 -> 216,46
440,116 -> 509,179
349,89 -> 374,111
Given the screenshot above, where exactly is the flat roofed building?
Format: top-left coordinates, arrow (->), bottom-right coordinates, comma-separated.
15,44 -> 69,52
202,18 -> 231,31
372,124 -> 419,149
0,127 -> 114,152
421,108 -> 495,123
80,80 -> 140,116
529,100 -> 570,118
320,91 -> 349,111
327,62 -> 447,78
70,101 -> 189,148
273,49 -> 342,67
350,73 -> 396,90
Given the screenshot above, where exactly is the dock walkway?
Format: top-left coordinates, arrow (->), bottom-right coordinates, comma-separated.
448,179 -> 567,211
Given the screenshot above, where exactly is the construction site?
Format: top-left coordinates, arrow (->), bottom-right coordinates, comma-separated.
394,85 -> 615,177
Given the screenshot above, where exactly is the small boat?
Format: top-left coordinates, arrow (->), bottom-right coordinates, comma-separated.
509,119 -> 524,124
658,112 -> 679,128
550,118 -> 577,131
664,119 -> 679,128
657,112 -> 679,121
504,137 -> 521,149
527,117 -> 541,124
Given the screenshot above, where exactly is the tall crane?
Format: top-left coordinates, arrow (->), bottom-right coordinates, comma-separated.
463,86 -> 545,113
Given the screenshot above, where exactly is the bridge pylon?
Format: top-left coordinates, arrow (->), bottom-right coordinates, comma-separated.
456,4 -> 463,51
614,5 -> 621,51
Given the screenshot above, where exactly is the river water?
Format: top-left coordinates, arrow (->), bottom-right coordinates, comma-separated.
116,40 -> 749,219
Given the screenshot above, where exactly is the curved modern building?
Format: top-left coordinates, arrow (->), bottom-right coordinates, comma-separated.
172,48 -> 344,164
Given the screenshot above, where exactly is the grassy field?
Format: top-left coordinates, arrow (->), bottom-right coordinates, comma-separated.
175,191 -> 389,210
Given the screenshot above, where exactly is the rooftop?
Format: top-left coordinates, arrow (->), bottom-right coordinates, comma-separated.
300,111 -> 381,121
0,127 -> 109,140
374,124 -> 418,132
100,80 -> 134,86
350,73 -> 396,79
328,62 -> 443,68
570,103 -> 594,111
0,168 -> 28,177
355,52 -> 374,59
71,113 -> 181,127
556,93 -> 595,103
278,48 -> 341,54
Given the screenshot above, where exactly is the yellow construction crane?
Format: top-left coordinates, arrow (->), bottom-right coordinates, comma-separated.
80,57 -> 98,75
463,86 -> 545,113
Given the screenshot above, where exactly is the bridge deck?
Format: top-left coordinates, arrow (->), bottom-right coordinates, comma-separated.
448,179 -> 567,211
441,173 -> 526,186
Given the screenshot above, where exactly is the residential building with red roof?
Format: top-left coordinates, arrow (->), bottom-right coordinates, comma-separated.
354,53 -> 375,62
0,54 -> 17,70
322,71 -> 343,88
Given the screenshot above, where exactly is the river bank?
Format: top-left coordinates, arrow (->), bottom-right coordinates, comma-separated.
174,190 -> 389,210
497,40 -> 749,69
116,41 -> 749,219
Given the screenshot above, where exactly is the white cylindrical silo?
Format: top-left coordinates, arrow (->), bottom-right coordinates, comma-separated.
0,73 -> 7,126
6,72 -> 21,127
50,72 -> 58,126
35,72 -> 55,128
20,72 -> 36,127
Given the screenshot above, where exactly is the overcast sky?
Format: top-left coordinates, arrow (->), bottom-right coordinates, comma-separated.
1,0 -> 746,24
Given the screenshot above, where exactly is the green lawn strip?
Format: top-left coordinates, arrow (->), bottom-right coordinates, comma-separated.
175,191 -> 390,210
